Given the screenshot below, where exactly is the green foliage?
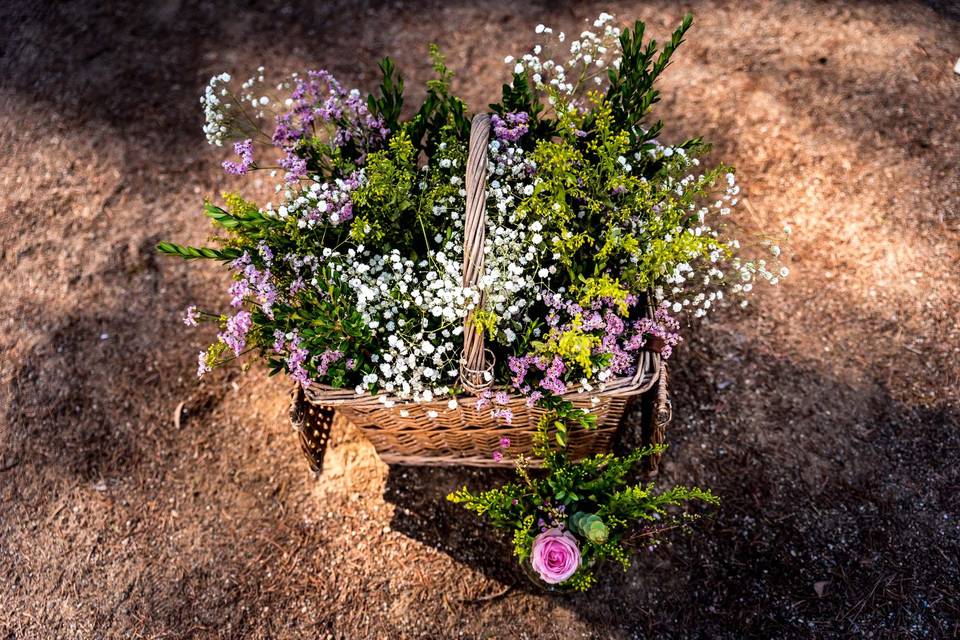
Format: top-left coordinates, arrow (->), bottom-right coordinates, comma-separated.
205,196 -> 281,234
512,90 -> 736,296
602,14 -> 694,146
350,130 -> 418,246
512,515 -> 536,560
516,94 -> 645,278
449,397 -> 717,591
566,570 -> 596,592
600,483 -> 719,523
259,270 -> 375,387
368,57 -> 405,134
575,274 -> 631,315
403,45 -> 471,158
350,122 -> 468,260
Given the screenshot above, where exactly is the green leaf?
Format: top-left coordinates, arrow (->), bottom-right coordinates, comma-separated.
555,428 -> 567,448
204,203 -> 276,230
156,241 -> 241,261
368,57 -> 404,134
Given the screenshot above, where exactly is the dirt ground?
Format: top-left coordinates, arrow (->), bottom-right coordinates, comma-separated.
2,0 -> 959,638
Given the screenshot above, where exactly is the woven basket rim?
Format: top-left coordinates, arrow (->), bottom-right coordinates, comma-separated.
303,347 -> 660,408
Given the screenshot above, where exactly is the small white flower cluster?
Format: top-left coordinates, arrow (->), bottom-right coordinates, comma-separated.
505,14 -> 622,101
265,173 -> 365,227
341,228 -> 474,401
348,245 -> 479,402
271,167 -> 477,401
645,161 -> 790,318
201,73 -> 233,146
480,138 -> 550,342
237,66 -> 272,120
659,257 -> 727,319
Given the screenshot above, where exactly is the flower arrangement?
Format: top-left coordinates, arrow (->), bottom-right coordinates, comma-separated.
161,12 -> 787,590
449,419 -> 718,590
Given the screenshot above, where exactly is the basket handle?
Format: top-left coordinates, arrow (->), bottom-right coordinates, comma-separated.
459,114 -> 492,392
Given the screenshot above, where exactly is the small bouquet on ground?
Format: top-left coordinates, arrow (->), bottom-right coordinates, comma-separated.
161,11 -> 787,590
450,414 -> 718,591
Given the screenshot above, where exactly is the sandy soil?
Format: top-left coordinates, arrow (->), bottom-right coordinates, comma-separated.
2,1 -> 959,638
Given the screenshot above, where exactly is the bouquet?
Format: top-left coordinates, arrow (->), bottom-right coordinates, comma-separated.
161,11 -> 787,590
449,420 -> 719,591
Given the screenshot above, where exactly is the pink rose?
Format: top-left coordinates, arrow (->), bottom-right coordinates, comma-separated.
530,528 -> 581,584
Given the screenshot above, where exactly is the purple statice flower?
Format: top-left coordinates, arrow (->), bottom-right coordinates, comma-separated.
633,308 -> 683,359
238,263 -> 276,318
511,291 -> 679,393
231,251 -> 251,270
316,349 -> 344,376
525,390 -> 543,407
183,305 -> 199,326
600,310 -> 626,350
272,329 -> 285,353
271,116 -> 299,147
280,152 -> 307,182
508,354 -> 533,389
258,282 -> 277,318
475,389 -> 493,411
289,277 -> 305,296
345,358 -> 357,370
228,261 -> 276,318
491,112 -> 530,142
581,310 -> 604,331
257,241 -> 274,265
509,351 -> 569,400
539,356 -> 567,395
492,407 -> 514,425
499,437 -> 511,449
494,391 -> 510,405
285,332 -> 311,387
228,279 -> 250,308
219,310 -> 252,356
222,138 -> 254,175
272,69 -> 388,172
543,291 -> 584,319
332,201 -> 353,224
606,344 -> 635,376
508,353 -> 554,390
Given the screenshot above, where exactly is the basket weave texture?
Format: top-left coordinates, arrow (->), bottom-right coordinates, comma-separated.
301,114 -> 663,466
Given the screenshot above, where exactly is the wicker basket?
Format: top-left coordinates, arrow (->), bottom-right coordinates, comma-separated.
292,367 -> 671,470
299,114 -> 666,466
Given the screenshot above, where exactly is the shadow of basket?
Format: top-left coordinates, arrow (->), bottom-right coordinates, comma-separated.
289,371 -> 673,592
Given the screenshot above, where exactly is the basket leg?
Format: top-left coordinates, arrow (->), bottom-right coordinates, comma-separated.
290,387 -> 335,475
645,364 -> 671,474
